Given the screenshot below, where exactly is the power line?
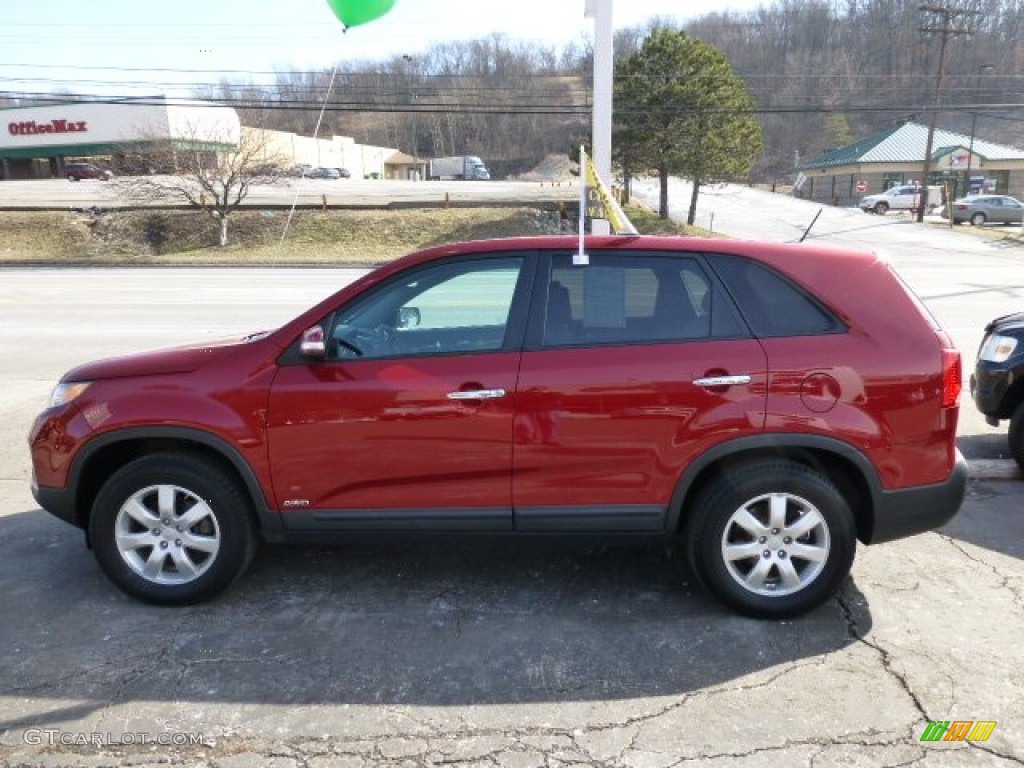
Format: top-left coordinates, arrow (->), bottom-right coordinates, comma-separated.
4,89 -> 1024,119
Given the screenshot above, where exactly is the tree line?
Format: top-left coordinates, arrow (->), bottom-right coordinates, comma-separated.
6,0 -> 1023,184
192,0 -> 1022,183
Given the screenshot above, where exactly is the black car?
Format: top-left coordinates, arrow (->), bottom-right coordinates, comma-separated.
972,312 -> 1024,469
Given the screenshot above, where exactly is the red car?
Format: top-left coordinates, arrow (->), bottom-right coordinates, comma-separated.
29,236 -> 966,618
64,162 -> 113,181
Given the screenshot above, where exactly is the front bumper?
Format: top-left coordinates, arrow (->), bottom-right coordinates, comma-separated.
972,359 -> 1016,421
31,482 -> 80,528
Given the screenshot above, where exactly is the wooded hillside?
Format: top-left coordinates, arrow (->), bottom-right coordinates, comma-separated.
12,0 -> 1018,184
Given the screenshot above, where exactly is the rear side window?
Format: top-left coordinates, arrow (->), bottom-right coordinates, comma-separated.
541,252 -> 745,347
708,254 -> 844,338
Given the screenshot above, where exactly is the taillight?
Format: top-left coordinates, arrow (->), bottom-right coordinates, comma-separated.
955,204 -> 969,210
942,348 -> 962,407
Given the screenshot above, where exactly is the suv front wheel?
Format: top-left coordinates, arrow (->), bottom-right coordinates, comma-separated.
684,460 -> 857,619
89,453 -> 257,605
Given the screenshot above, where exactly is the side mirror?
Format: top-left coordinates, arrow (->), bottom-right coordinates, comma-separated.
300,326 -> 326,359
397,306 -> 421,329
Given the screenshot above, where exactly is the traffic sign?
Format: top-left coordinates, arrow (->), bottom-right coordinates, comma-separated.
855,180 -> 868,193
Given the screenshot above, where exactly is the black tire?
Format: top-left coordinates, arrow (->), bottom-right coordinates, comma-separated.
683,460 -> 857,619
971,212 -> 986,227
89,453 -> 257,605
1008,401 -> 1024,472
873,202 -> 889,215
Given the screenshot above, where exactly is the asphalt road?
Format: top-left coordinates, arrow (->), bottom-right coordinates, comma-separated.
1,264 -> 1023,766
0,177 -> 577,209
1,182 -> 1023,765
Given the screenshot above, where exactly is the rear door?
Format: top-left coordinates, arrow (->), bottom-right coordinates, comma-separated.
512,250 -> 767,533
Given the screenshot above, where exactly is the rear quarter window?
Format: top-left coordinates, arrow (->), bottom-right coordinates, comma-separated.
708,254 -> 845,337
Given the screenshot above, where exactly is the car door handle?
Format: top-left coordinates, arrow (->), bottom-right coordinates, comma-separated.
446,388 -> 507,400
693,375 -> 752,388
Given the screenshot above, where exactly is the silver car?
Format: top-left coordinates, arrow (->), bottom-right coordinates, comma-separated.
943,195 -> 1024,226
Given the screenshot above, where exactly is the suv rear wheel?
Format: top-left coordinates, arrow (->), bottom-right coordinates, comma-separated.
89,453 -> 257,605
684,460 -> 856,619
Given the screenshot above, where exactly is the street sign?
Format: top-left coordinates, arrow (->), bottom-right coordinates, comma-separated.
855,180 -> 868,193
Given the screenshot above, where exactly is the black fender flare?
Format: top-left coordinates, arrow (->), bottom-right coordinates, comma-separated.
666,433 -> 883,538
67,426 -> 285,543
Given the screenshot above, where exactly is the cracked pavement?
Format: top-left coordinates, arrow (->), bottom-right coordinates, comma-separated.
1,481 -> 1021,767
2,266 -> 1023,767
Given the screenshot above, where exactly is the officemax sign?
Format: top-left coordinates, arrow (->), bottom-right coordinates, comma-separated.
8,119 -> 89,136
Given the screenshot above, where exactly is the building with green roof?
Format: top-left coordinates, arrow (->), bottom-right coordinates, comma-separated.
794,121 -> 1024,207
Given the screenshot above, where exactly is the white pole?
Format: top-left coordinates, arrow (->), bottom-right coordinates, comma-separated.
586,0 -> 613,236
576,145 -> 589,265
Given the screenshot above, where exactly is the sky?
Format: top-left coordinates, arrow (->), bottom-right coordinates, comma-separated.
3,0 -> 767,99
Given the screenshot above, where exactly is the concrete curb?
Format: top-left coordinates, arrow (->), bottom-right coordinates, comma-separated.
968,458 -> 1022,480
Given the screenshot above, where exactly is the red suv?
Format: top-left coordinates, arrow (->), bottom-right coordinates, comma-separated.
29,236 -> 966,618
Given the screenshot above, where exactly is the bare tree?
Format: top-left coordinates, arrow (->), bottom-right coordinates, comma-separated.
115,125 -> 285,247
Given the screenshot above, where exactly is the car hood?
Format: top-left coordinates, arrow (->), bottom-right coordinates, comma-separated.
985,312 -> 1024,336
62,333 -> 270,382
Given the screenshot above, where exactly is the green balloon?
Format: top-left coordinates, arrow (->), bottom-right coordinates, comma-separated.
325,0 -> 397,28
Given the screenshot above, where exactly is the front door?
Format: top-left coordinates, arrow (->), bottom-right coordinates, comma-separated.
267,255 -> 529,532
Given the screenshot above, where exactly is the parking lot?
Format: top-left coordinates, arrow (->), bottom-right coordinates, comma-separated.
1,258 -> 1022,766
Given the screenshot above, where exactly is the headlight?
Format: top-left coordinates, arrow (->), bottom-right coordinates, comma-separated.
49,381 -> 92,408
979,334 -> 1018,363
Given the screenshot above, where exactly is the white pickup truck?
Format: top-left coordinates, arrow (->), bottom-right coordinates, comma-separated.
859,184 -> 942,215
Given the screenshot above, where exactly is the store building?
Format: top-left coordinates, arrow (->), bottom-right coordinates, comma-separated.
252,127 -> 415,180
1,97 -> 412,182
794,121 -> 1024,206
0,97 -> 241,180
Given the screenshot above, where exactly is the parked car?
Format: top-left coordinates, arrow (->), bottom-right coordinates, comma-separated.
858,184 -> 941,215
64,163 -> 113,181
310,167 -> 341,180
941,194 -> 1024,226
972,312 -> 1024,469
249,163 -> 284,178
335,167 -> 352,179
29,236 -> 966,618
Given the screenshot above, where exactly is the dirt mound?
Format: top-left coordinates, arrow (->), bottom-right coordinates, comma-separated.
517,154 -> 576,182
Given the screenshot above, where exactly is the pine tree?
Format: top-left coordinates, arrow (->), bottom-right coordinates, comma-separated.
614,28 -> 763,224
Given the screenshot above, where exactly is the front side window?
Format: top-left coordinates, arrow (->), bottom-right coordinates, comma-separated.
329,257 -> 524,359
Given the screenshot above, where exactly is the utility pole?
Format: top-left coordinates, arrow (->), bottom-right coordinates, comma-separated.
916,3 -> 982,222
965,64 -> 995,196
